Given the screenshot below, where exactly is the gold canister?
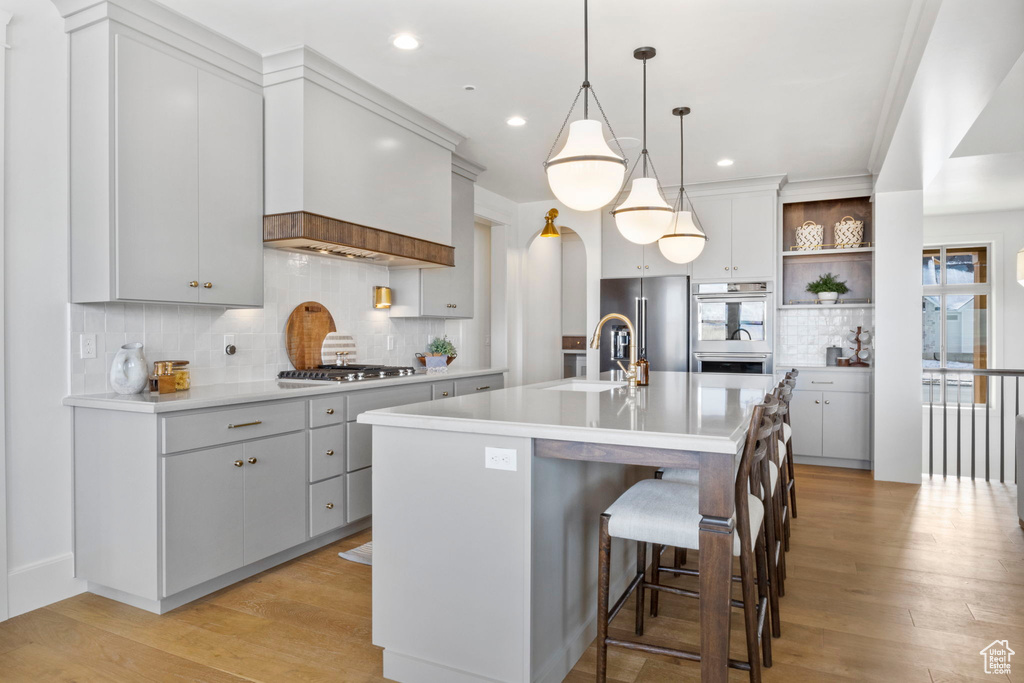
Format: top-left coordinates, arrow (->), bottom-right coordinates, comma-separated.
169,360 -> 191,391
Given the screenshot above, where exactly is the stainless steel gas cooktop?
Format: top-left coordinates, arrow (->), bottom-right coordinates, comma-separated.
278,364 -> 418,382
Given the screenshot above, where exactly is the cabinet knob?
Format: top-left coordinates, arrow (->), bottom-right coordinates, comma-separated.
452,304 -> 457,308
326,449 -> 334,456
824,400 -> 830,405
325,502 -> 335,510
203,282 -> 213,289
644,265 -> 649,269
814,400 -> 820,404
189,280 -> 199,288
247,457 -> 257,464
325,408 -> 334,415
637,265 -> 642,270
733,266 -> 738,270
442,391 -> 449,397
234,460 -> 243,467
724,267 -> 729,271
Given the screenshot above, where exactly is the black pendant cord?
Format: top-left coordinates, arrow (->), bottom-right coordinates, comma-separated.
641,56 -> 649,177
583,0 -> 589,119
679,112 -> 685,193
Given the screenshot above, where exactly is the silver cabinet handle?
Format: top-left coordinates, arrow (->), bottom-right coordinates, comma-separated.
824,400 -> 831,405
228,420 -> 262,429
811,381 -> 834,385
476,386 -> 491,391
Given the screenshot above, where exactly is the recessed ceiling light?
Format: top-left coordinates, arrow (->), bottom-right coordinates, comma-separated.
392,33 -> 420,50
506,116 -> 527,127
717,158 -> 734,167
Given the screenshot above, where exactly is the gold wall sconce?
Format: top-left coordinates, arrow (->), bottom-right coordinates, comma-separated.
374,286 -> 393,309
541,208 -> 562,238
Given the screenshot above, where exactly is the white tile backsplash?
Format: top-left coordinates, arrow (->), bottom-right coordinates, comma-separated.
70,249 -> 445,393
777,306 -> 874,367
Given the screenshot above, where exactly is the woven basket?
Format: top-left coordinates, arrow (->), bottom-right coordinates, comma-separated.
834,216 -> 864,249
794,220 -> 824,251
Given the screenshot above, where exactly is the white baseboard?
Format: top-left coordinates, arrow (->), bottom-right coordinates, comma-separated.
793,454 -> 872,470
8,552 -> 86,617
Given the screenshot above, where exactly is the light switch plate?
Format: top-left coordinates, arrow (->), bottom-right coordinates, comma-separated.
80,333 -> 97,359
387,335 -> 395,351
485,447 -> 517,472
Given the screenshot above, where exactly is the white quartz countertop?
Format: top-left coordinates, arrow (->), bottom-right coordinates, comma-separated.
776,364 -> 874,373
62,367 -> 507,414
359,371 -> 777,453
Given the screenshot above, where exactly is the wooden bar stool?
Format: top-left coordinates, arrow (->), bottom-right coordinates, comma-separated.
775,379 -> 797,553
783,370 -> 800,525
595,397 -> 778,682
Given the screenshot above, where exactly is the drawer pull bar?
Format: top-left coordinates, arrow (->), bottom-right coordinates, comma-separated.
228,420 -> 263,429
476,386 -> 491,391
325,502 -> 335,510
811,381 -> 834,385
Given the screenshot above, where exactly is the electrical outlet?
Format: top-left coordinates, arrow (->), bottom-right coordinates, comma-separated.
223,334 -> 235,353
485,447 -> 517,472
387,335 -> 395,351
484,334 -> 491,346
80,334 -> 97,359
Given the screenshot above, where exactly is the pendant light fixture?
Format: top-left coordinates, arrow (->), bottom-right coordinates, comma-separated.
658,106 -> 708,264
540,208 -> 562,238
543,0 -> 627,211
612,47 -> 673,245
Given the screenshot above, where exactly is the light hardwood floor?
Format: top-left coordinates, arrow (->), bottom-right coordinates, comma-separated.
0,465 -> 1021,682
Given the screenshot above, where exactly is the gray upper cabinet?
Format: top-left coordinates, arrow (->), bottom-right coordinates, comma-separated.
68,21 -> 264,306
690,192 -> 776,281
390,162 -> 482,318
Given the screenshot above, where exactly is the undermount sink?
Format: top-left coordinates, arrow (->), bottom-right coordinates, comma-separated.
543,381 -> 626,393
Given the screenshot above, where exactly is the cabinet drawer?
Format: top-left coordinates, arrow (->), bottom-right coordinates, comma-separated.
432,381 -> 455,400
347,467 -> 372,522
346,384 -> 432,420
347,421 -> 372,472
797,372 -> 870,394
162,400 -> 305,454
454,374 -> 504,396
309,424 -> 346,482
310,395 -> 346,428
310,476 -> 346,537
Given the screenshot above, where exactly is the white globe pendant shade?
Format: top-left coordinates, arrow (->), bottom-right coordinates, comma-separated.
658,210 -> 707,264
612,177 -> 674,244
545,119 -> 626,211
1018,248 -> 1024,286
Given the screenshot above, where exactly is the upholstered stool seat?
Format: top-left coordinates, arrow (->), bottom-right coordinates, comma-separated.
605,480 -> 763,556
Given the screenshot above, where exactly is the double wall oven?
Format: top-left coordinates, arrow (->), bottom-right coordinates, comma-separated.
691,282 -> 773,374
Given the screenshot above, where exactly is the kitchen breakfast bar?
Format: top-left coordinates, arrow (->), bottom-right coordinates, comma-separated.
360,371 -> 775,683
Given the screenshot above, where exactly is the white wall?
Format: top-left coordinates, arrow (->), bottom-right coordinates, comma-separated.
4,0 -> 84,615
560,233 -> 587,337
522,235 -> 562,386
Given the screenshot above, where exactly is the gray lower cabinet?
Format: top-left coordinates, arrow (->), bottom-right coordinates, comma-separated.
74,373 -> 504,613
788,370 -> 872,463
162,444 -> 245,596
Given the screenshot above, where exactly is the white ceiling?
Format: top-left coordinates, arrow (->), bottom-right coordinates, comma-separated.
159,0 -> 915,203
925,52 -> 1024,215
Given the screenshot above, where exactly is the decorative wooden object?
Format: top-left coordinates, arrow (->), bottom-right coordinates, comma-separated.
849,326 -> 871,367
562,336 -> 587,350
285,301 -> 337,370
264,211 -> 455,267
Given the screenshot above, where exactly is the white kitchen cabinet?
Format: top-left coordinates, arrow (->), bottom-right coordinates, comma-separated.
162,444 -> 245,597
601,210 -> 645,278
242,433 -> 308,564
787,369 -> 872,465
68,22 -> 263,306
389,166 -> 480,318
689,193 -> 775,281
729,194 -> 776,279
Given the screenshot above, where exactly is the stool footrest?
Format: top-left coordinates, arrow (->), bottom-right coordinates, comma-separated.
608,571 -> 644,624
604,637 -> 753,672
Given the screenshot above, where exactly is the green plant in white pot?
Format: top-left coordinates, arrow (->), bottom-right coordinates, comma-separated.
806,273 -> 849,306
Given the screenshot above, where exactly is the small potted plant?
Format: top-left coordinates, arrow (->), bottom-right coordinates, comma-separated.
806,272 -> 849,306
418,335 -> 458,369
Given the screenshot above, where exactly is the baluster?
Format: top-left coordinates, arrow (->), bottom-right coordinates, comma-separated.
942,372 -> 948,479
1000,377 -> 1005,484
971,373 -> 976,480
956,372 -> 961,479
985,378 -> 991,482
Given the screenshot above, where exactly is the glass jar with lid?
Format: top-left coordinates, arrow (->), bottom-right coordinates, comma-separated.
168,360 -> 190,391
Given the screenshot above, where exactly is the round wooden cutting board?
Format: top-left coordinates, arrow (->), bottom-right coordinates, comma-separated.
285,301 -> 337,370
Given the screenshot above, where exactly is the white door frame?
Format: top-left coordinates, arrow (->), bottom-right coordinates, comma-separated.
0,7 -> 11,623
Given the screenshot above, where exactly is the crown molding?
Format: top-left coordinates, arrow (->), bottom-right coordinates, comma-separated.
263,46 -> 466,152
779,175 -> 875,203
671,174 -> 788,199
452,153 -> 486,182
53,0 -> 262,85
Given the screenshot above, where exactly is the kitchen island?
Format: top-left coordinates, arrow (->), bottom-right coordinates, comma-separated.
360,371 -> 775,683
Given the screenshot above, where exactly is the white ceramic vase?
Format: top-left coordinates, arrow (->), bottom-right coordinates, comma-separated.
818,292 -> 839,306
110,342 -> 148,394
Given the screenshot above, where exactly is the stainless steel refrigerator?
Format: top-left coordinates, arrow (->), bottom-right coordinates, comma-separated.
599,276 -> 689,372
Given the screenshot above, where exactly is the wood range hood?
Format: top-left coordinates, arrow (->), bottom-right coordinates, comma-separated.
263,211 -> 455,268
